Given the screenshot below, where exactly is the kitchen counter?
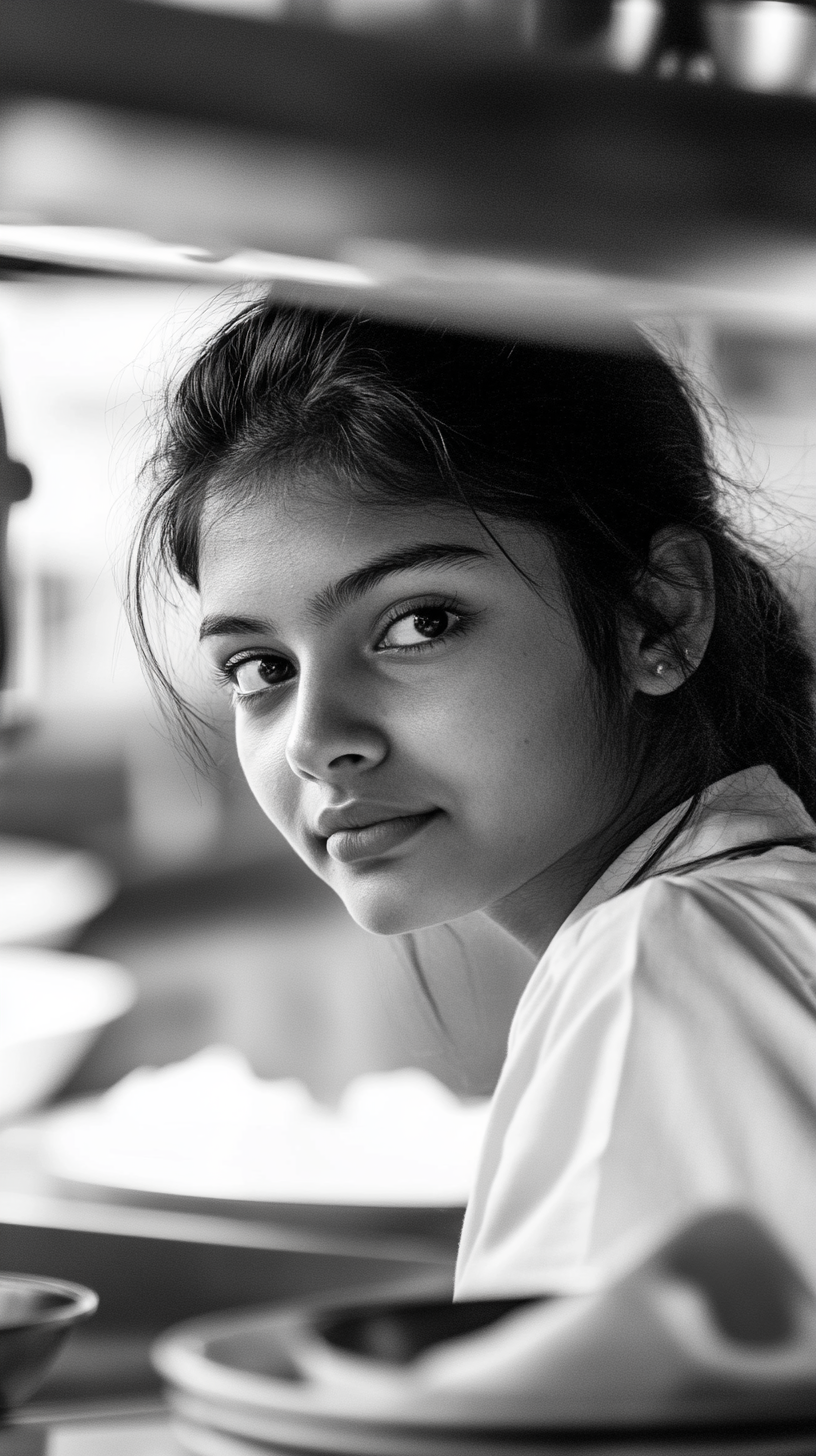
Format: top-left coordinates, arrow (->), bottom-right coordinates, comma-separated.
0,1122 -> 454,1453
2,1407 -> 175,1456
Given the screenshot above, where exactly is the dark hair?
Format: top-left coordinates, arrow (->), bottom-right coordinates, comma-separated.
129,298 -> 816,839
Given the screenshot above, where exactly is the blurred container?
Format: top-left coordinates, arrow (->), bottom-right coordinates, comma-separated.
460,0 -> 663,66
606,0 -> 665,68
0,1273 -> 97,1412
0,949 -> 135,1123
704,0 -> 816,91
0,838 -> 116,949
319,0 -> 451,26
34,1058 -> 482,1253
0,1194 -> 450,1407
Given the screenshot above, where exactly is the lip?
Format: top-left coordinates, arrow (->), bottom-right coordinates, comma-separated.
318,809 -> 441,865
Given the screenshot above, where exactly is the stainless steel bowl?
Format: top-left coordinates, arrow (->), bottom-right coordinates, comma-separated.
447,0 -> 664,68
704,0 -> 816,91
0,1273 -> 98,1411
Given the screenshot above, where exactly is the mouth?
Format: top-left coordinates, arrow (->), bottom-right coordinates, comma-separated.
321,810 -> 442,865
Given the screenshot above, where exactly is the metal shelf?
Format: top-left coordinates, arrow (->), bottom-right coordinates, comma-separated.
1,3 -> 816,331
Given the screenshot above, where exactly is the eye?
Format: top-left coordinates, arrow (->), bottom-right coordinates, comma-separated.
228,654 -> 295,696
379,606 -> 460,650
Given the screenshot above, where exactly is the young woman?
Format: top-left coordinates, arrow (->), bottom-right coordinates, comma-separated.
130,300 -> 816,1297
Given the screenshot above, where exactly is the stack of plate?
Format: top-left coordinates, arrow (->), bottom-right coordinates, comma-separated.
154,1292 -> 542,1456
153,1209 -> 816,1456
154,1294 -> 816,1456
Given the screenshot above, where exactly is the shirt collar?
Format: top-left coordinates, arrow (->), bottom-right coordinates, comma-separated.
561,764 -> 816,934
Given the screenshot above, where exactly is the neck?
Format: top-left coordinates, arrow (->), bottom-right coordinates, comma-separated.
486,775 -> 691,959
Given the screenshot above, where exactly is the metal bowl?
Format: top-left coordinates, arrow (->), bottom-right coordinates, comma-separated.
703,0 -> 816,91
0,1273 -> 98,1411
436,0 -> 664,68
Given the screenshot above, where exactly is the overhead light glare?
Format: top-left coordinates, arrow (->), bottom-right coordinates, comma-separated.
0,226 -> 374,287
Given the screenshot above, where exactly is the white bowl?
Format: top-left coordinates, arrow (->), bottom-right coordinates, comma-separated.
0,837 -> 116,949
0,948 -> 136,1123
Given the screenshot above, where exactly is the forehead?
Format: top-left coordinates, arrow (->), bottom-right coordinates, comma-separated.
198,477 -> 498,601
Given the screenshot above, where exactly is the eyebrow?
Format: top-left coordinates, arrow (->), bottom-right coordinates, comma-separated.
199,613 -> 272,642
199,543 -> 489,641
310,543 -> 489,621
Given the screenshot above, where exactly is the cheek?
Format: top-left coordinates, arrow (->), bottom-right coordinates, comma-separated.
235,716 -> 299,830
460,642 -> 601,841
470,637 -> 591,761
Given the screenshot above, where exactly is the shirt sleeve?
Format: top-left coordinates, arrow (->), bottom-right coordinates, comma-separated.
588,875 -> 816,1285
455,873 -> 816,1299
455,891 -> 638,1296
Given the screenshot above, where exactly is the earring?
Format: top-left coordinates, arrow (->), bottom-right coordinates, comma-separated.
654,661 -> 669,678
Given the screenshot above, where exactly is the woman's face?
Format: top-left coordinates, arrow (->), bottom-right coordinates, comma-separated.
198,480 -> 628,949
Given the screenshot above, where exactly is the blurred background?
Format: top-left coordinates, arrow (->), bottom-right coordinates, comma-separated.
2,277 -> 816,1108
0,0 -> 814,1340
0,274 -> 536,1105
2,0 -> 816,1111
0,0 -> 815,1431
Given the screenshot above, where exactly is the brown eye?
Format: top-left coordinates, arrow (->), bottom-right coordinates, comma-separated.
232,656 -> 294,694
413,610 -> 449,638
381,608 -> 456,649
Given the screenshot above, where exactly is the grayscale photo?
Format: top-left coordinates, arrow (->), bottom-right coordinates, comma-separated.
0,2 -> 816,1453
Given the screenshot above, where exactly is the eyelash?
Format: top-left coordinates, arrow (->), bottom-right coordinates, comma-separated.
214,653 -> 291,706
217,597 -> 469,705
375,596 -> 467,654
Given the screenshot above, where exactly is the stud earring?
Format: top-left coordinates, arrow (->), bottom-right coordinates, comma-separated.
654,661 -> 669,678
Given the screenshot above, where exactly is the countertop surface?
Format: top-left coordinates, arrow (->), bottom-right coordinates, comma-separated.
49,1415 -> 174,1456
2,1406 -> 176,1456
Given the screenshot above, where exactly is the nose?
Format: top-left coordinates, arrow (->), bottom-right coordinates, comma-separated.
284,667 -> 388,783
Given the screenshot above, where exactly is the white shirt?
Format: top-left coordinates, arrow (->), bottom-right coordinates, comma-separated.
455,765 -> 816,1298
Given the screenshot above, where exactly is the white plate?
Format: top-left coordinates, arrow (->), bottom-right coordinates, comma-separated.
39,1056 -> 488,1224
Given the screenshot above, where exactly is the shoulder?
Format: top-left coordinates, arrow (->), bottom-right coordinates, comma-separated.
562,873 -> 715,968
562,850 -> 816,980
516,851 -> 816,1046
564,854 -> 816,1018
511,878 -> 698,1046
573,846 -> 816,951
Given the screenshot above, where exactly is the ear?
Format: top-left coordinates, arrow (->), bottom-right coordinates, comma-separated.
622,527 -> 715,698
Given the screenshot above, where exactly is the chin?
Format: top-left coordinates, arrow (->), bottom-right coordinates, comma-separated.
335,871 -> 478,938
342,892 -> 431,937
